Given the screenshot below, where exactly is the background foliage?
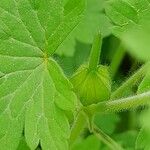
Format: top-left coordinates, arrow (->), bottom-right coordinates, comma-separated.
57,0 -> 150,149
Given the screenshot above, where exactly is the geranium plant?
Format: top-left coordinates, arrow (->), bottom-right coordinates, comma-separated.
0,0 -> 150,150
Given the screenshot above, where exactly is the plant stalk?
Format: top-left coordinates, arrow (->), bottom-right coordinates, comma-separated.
85,91 -> 150,114
92,125 -> 123,150
89,33 -> 102,71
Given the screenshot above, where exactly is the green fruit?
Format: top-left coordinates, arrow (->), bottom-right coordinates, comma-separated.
71,64 -> 111,106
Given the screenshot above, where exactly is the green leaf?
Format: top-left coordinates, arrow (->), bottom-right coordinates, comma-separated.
17,137 -> 30,150
114,130 -> 138,149
94,114 -> 120,135
136,108 -> 150,150
71,135 -> 101,150
105,0 -> 139,26
122,22 -> 150,61
0,0 -> 85,149
105,0 -> 150,61
105,0 -> 139,36
136,71 -> 150,150
125,0 -> 150,21
105,0 -> 150,35
136,128 -> 150,150
56,0 -> 112,56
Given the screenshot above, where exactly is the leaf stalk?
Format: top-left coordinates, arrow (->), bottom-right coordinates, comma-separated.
92,125 -> 123,150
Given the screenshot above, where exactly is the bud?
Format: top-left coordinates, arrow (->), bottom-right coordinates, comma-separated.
71,64 -> 111,106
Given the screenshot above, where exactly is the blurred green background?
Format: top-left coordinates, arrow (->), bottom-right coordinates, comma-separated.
54,0 -> 150,149
17,0 -> 150,149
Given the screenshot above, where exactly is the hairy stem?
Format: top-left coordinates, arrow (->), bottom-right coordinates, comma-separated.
85,91 -> 150,114
111,62 -> 149,99
89,33 -> 102,71
92,125 -> 123,150
105,91 -> 150,112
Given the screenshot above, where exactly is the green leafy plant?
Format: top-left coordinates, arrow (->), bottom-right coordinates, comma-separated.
0,0 -> 150,150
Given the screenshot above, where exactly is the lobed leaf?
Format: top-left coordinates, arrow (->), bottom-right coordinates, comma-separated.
0,0 -> 85,149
